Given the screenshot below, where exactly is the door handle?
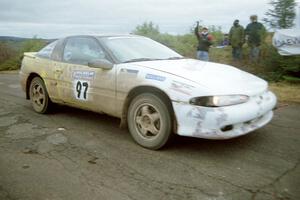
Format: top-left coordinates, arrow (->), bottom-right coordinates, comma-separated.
55,69 -> 63,74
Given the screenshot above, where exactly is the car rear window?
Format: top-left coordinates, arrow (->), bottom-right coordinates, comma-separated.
37,40 -> 57,59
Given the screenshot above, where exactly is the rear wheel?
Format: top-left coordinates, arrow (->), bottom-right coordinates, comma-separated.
29,77 -> 51,113
127,93 -> 172,150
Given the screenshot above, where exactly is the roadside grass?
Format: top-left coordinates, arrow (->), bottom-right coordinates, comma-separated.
269,82 -> 300,104
0,57 -> 22,71
0,69 -> 20,74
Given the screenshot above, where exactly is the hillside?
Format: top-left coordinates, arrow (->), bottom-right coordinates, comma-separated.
0,36 -> 30,42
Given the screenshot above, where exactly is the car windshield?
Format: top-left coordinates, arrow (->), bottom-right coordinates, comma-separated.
99,36 -> 183,63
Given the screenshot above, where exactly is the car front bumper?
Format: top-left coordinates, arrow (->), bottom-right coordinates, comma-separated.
172,90 -> 277,139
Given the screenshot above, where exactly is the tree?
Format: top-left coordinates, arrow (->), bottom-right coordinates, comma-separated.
263,0 -> 297,29
133,21 -> 160,37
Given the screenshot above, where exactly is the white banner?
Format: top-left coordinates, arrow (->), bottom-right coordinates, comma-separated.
272,29 -> 300,56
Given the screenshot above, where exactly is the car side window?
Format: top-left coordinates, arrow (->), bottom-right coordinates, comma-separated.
63,37 -> 106,65
37,40 -> 58,59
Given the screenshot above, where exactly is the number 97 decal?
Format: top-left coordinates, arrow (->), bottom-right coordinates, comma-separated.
74,80 -> 89,100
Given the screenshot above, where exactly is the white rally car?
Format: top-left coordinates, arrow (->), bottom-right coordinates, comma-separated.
20,35 -> 277,149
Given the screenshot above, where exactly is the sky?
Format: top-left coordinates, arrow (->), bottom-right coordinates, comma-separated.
0,0 -> 299,38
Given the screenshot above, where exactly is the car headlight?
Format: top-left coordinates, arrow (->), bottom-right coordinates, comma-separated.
190,95 -> 249,107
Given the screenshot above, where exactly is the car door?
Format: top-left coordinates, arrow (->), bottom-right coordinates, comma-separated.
56,36 -> 117,115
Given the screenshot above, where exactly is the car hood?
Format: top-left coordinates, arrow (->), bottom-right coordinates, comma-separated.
134,59 -> 267,96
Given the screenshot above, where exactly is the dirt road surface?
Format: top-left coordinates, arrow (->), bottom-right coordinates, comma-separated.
0,73 -> 299,200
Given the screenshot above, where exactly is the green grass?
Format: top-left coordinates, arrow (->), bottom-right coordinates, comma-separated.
270,82 -> 300,103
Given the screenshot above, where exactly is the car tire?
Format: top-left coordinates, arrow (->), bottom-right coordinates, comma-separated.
127,93 -> 172,150
29,77 -> 51,114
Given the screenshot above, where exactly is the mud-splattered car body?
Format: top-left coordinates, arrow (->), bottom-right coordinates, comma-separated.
20,35 -> 277,144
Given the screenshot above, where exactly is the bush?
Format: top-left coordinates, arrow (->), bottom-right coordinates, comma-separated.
208,25 -> 224,45
0,39 -> 46,71
262,43 -> 300,81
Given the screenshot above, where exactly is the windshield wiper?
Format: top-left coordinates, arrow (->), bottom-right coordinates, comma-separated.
165,56 -> 185,60
123,58 -> 160,63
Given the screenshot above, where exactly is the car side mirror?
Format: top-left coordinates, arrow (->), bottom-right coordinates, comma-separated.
88,59 -> 113,70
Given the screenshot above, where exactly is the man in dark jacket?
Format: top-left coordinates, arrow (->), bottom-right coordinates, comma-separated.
229,19 -> 244,61
245,15 -> 266,62
194,21 -> 213,61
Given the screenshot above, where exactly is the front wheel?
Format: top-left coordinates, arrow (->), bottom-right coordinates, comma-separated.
127,93 -> 172,150
29,77 -> 51,114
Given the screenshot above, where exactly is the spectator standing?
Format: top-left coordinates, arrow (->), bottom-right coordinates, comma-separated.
194,22 -> 213,61
245,15 -> 266,62
229,19 -> 244,61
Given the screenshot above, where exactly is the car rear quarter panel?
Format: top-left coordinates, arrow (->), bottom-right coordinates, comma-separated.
21,54 -> 59,101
